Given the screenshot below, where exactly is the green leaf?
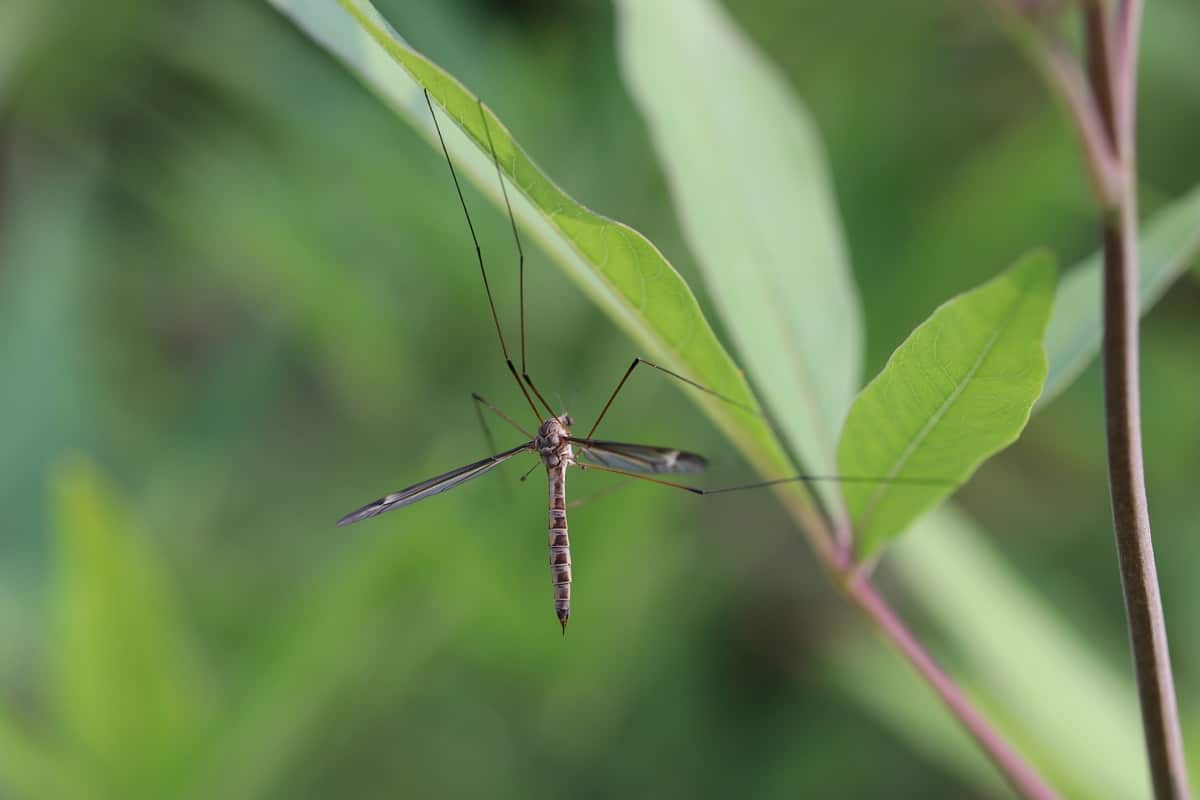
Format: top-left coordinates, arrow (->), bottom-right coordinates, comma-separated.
180,499 -> 473,800
267,0 -> 803,509
50,455 -> 207,795
838,252 -> 1056,555
615,0 -> 862,507
834,186 -> 1200,793
1040,182 -> 1200,407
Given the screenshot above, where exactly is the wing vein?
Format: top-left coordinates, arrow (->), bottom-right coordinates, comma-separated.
337,442 -> 535,526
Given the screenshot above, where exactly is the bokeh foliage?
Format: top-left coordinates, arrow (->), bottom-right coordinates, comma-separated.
1,1 -> 1199,798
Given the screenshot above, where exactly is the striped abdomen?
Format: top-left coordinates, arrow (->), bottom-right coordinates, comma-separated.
547,464 -> 571,632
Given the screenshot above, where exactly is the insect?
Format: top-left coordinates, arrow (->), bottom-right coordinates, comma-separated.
338,90 -> 927,632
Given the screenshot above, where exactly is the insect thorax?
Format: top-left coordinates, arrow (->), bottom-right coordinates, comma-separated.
535,415 -> 574,468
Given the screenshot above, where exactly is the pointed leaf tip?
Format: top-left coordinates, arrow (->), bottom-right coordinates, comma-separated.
50,455 -> 206,788
837,251 -> 1057,557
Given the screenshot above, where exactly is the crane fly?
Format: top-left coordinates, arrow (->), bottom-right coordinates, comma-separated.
337,419 -> 711,632
338,90 -> 943,633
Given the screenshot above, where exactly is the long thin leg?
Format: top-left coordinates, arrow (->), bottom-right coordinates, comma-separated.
585,357 -> 760,440
474,394 -> 502,457
518,461 -> 540,482
478,103 -> 556,418
425,89 -> 542,425
472,393 -> 527,501
478,101 -> 528,376
574,462 -> 952,495
567,476 -> 636,510
473,392 -> 534,439
523,373 -> 557,417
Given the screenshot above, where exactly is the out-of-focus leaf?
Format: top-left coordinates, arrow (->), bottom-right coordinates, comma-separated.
180,501 -> 467,800
265,0 -> 822,532
833,187 -> 1200,795
614,0 -> 861,511
887,505 -> 1148,798
857,186 -> 1200,795
0,710 -> 78,800
606,6 -> 1167,787
0,174 -> 93,580
823,635 -> 1007,797
838,252 -> 1056,555
50,456 -> 207,795
0,2 -> 42,101
1039,182 -> 1200,407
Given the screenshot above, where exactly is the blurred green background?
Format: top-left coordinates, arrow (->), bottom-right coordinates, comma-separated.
2,1 -> 1199,797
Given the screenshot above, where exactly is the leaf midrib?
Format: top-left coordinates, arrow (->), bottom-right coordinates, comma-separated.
854,289 -> 1032,537
668,11 -> 843,472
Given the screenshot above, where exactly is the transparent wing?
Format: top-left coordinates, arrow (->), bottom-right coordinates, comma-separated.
336,442 -> 535,527
570,438 -> 708,474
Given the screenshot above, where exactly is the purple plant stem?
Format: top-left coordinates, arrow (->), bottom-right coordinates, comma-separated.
1085,2 -> 1190,796
1101,195 -> 1190,800
844,577 -> 1059,800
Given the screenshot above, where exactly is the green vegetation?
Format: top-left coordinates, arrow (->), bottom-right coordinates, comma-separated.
1,1 -> 1199,797
839,252 -> 1055,555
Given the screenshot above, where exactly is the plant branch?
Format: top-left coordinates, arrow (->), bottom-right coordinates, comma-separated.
1080,1 -> 1192,796
985,0 -> 1123,206
843,577 -> 1059,800
1101,189 -> 1190,800
1082,1 -> 1118,152
780,497 -> 1057,794
990,1 -> 1189,792
807,516 -> 1055,795
1040,40 -> 1124,207
1112,0 -> 1142,155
